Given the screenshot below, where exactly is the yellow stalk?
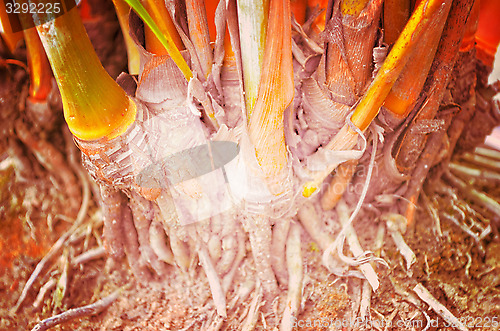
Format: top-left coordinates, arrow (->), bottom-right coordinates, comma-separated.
350,0 -> 450,131
186,0 -> 213,78
249,0 -> 293,195
383,0 -> 410,45
341,0 -> 370,16
384,1 -> 450,117
23,27 -> 52,101
33,4 -> 135,141
112,0 -> 141,74
237,0 -> 269,117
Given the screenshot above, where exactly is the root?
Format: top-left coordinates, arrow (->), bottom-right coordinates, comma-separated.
222,229 -> 246,293
99,186 -> 126,258
382,213 -> 416,271
271,218 -> 291,287
241,215 -> 279,302
444,171 -> 500,217
120,201 -> 155,283
280,222 -> 303,331
129,193 -> 170,277
149,220 -> 175,265
11,166 -> 90,313
14,119 -> 81,214
31,288 -> 123,331
217,235 -> 237,275
73,246 -> 107,266
168,230 -> 192,272
297,202 -> 333,251
33,279 -> 57,310
413,283 -> 468,331
333,200 -> 381,291
359,280 -> 372,320
198,245 -> 227,318
242,283 -> 264,331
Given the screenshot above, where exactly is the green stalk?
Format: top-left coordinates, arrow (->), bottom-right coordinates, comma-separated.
33,4 -> 135,141
237,0 -> 269,117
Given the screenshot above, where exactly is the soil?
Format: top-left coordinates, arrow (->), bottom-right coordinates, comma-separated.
1,141 -> 499,330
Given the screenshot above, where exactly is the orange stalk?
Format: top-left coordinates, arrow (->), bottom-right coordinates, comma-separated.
325,0 -> 382,101
383,0 -> 450,118
476,0 -> 500,66
291,0 -> 307,24
33,3 -> 135,141
395,0 -> 475,172
23,28 -> 52,101
140,0 -> 184,55
307,0 -> 328,32
205,0 -> 219,41
383,0 -> 410,45
320,160 -> 358,210
350,0 -> 450,131
248,0 -> 294,195
186,0 -> 213,78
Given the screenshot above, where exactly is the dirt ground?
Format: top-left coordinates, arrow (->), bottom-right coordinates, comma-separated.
1,144 -> 499,330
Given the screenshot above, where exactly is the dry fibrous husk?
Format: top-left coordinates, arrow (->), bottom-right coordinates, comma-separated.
322,0 -> 383,104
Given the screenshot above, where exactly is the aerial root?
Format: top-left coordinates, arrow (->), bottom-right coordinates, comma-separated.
216,214 -> 238,275
241,215 -> 279,302
271,218 -> 291,287
381,213 -> 417,271
280,222 -> 303,331
33,279 -> 57,310
100,185 -> 126,258
413,283 -> 468,331
149,220 -> 175,265
222,229 -> 246,293
120,201 -> 155,283
217,235 -> 237,274
422,193 -> 443,237
449,161 -> 500,182
198,244 -> 227,318
129,193 -> 170,278
73,246 -> 107,266
331,200 -> 381,291
297,201 -> 334,251
444,171 -> 500,217
359,280 -> 372,320
30,287 -> 123,331
168,229 -> 192,272
242,283 -> 264,331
